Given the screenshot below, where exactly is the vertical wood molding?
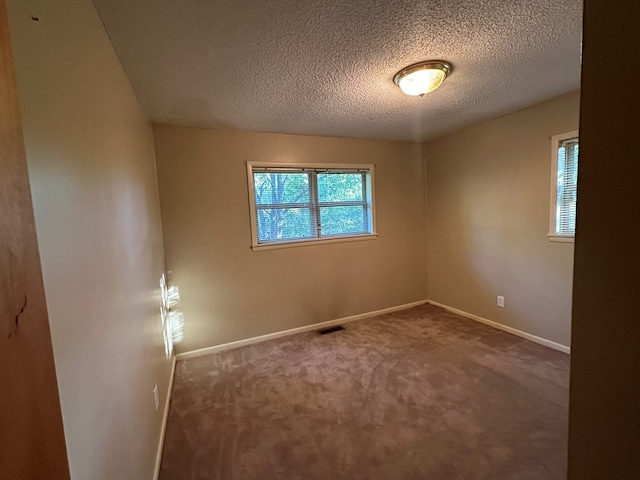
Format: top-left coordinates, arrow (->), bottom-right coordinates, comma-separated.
0,0 -> 70,477
568,0 -> 640,478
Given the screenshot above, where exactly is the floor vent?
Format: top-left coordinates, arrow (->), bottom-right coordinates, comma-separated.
318,325 -> 345,335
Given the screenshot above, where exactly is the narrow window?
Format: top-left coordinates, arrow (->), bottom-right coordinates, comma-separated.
247,163 -> 376,250
549,131 -> 579,242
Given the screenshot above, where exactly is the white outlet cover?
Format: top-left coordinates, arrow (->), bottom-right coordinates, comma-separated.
497,295 -> 505,308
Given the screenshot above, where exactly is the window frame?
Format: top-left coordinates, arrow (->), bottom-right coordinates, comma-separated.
246,161 -> 378,251
548,130 -> 579,243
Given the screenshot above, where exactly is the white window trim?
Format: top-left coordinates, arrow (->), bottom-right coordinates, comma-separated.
548,130 -> 579,243
246,161 -> 378,251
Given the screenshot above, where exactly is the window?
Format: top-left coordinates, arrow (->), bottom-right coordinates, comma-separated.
549,130 -> 579,242
246,162 -> 376,250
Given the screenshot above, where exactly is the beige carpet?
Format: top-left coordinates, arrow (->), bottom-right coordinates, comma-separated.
159,304 -> 569,480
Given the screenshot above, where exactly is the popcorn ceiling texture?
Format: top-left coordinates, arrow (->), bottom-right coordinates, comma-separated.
92,0 -> 582,141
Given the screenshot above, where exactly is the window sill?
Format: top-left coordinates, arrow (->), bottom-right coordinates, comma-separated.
251,233 -> 378,251
548,234 -> 575,243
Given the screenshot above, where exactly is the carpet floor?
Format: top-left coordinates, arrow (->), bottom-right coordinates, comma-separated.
159,304 -> 570,480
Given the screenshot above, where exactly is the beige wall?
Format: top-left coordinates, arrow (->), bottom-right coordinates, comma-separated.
153,126 -> 428,353
424,91 -> 580,347
568,0 -> 640,476
7,0 -> 172,478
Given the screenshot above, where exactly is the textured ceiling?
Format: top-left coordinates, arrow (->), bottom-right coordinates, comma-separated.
92,0 -> 582,141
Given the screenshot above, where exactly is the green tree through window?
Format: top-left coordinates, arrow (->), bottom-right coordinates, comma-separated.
254,172 -> 312,241
249,164 -> 375,246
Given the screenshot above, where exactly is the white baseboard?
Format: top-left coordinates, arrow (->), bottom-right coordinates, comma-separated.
427,300 -> 570,354
176,299 -> 429,360
153,355 -> 177,480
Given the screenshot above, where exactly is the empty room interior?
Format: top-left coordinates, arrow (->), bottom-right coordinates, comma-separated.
3,0 -> 640,479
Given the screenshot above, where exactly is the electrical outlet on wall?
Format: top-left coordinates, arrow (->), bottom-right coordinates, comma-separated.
153,384 -> 159,411
497,295 -> 505,308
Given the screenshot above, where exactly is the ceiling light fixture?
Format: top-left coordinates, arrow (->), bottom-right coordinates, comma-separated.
393,60 -> 452,97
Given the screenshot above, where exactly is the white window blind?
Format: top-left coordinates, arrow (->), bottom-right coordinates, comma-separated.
549,130 -> 579,242
555,138 -> 579,235
247,163 -> 376,249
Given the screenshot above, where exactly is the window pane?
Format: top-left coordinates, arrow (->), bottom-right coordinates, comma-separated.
556,141 -> 578,235
320,206 -> 366,236
254,173 -> 309,205
317,173 -> 363,202
256,207 -> 313,241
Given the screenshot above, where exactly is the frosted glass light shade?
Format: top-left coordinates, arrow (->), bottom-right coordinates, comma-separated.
394,61 -> 452,96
